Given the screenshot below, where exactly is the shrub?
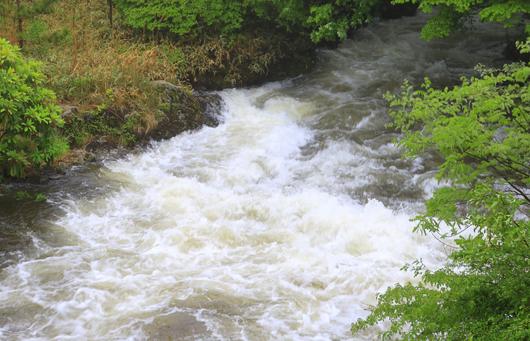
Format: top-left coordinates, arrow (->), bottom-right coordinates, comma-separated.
352,58 -> 530,339
0,38 -> 67,178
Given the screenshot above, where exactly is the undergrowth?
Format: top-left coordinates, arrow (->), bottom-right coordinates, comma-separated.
0,0 -> 305,156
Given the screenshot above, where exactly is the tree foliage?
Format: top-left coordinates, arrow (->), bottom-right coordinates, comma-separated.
114,0 -> 379,43
392,0 -> 530,40
352,57 -> 530,339
0,0 -> 58,47
307,0 -> 379,42
114,0 -> 246,37
0,38 -> 67,178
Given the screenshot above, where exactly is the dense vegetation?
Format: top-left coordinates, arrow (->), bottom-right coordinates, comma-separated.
0,38 -> 67,178
351,0 -> 530,339
114,0 -> 379,43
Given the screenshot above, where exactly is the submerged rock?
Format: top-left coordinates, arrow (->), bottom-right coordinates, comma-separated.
143,311 -> 209,339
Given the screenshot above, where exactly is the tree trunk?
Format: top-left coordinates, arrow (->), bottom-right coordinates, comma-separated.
107,0 -> 113,30
15,0 -> 24,48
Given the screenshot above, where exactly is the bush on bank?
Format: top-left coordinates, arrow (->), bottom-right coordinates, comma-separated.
351,1 -> 529,337
352,56 -> 530,339
0,38 -> 67,178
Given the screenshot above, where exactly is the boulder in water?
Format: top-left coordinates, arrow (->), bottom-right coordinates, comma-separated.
148,81 -> 222,140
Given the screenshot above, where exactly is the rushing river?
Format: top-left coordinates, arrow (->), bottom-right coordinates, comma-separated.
0,14 -> 510,340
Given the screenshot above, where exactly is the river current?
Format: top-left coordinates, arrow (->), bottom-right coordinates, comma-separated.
0,14 -> 510,340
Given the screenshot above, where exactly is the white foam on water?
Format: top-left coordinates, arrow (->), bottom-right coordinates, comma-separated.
0,86 -> 445,340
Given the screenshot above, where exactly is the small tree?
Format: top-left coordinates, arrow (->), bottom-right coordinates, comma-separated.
0,38 -> 67,178
0,0 -> 58,48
